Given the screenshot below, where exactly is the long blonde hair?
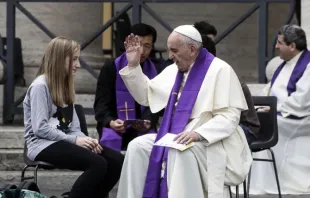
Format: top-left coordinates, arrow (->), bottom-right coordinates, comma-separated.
37,36 -> 80,107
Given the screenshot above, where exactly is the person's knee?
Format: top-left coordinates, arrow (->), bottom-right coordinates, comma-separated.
127,136 -> 148,153
127,134 -> 155,153
114,153 -> 125,172
91,155 -> 108,173
168,147 -> 194,160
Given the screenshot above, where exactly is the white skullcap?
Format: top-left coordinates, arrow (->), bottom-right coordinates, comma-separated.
173,25 -> 202,43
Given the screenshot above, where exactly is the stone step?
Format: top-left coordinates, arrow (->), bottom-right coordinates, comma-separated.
247,83 -> 266,96
0,127 -> 25,149
0,126 -> 99,171
0,149 -> 126,172
0,149 -> 83,172
0,170 -> 81,191
1,86 -> 97,125
0,126 -> 99,149
0,149 -> 25,171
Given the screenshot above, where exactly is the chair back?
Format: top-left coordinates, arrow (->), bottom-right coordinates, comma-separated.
251,96 -> 278,151
74,104 -> 88,136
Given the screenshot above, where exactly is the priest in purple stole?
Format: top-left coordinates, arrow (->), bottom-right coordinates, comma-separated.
116,25 -> 252,198
162,22 -> 260,145
94,23 -> 166,152
250,25 -> 310,195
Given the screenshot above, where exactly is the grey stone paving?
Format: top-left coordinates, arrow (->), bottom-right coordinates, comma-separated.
41,188 -> 309,198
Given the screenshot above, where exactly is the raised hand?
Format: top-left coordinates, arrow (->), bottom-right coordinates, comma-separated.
124,33 -> 142,67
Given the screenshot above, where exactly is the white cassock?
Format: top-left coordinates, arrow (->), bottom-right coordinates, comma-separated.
116,58 -> 252,198
250,51 -> 310,194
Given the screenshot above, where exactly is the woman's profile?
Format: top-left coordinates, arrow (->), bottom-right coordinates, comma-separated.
23,36 -> 124,198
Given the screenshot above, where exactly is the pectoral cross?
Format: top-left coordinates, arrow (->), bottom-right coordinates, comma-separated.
119,102 -> 134,120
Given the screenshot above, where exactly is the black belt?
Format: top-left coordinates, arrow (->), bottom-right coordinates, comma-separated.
277,112 -> 306,120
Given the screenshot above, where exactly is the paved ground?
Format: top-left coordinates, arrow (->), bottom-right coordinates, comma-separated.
42,188 -> 309,198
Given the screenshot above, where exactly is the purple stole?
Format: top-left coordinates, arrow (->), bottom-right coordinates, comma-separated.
142,48 -> 214,198
100,53 -> 158,151
270,50 -> 310,119
271,50 -> 310,96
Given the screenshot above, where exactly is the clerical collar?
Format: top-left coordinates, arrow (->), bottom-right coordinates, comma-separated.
184,62 -> 195,74
286,50 -> 303,65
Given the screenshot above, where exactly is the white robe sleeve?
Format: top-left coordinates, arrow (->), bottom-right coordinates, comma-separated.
209,62 -> 248,111
280,64 -> 310,117
119,65 -> 149,106
194,108 -> 241,145
192,62 -> 247,145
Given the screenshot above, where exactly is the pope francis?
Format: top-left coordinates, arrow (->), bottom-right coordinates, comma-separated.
116,25 -> 253,198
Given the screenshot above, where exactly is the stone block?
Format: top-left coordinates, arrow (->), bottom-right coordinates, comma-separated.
0,126 -> 98,149
0,126 -> 98,171
302,0 -> 310,48
0,126 -> 24,149
247,83 -> 267,96
0,170 -> 81,191
114,2 -> 296,82
0,2 -> 105,96
0,149 -> 24,171
0,2 -> 296,91
0,170 -> 119,194
0,91 -> 97,125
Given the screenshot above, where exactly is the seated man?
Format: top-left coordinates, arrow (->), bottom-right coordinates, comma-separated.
164,22 -> 260,144
116,25 -> 252,198
195,21 -> 260,144
160,21 -> 217,68
94,23 -> 164,151
251,25 -> 310,194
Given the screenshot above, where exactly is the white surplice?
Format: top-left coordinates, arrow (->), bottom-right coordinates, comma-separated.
250,51 -> 310,194
116,57 -> 252,198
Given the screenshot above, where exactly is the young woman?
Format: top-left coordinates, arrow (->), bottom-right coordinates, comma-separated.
23,36 -> 124,198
